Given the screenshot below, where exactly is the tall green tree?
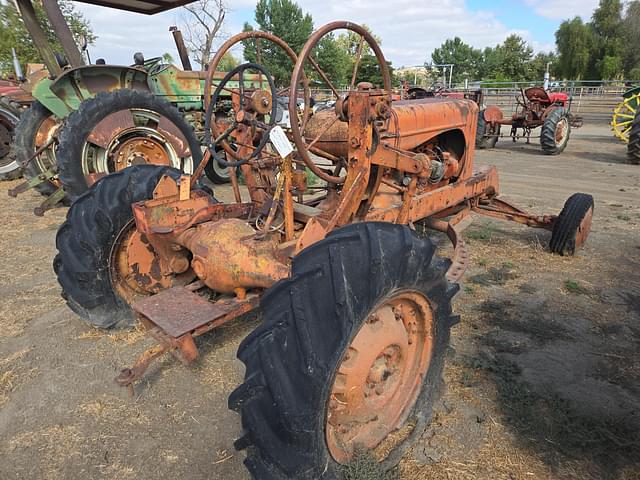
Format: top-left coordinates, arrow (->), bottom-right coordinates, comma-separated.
0,0 -> 94,76
622,0 -> 640,78
242,0 -> 313,86
530,51 -> 558,80
430,37 -> 482,83
591,0 -> 624,78
555,17 -> 594,79
482,35 -> 533,82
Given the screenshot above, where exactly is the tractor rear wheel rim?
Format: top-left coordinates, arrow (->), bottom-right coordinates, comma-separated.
109,220 -> 193,304
325,290 -> 433,464
32,116 -> 58,178
612,95 -> 638,142
575,207 -> 593,249
555,117 -> 568,146
81,108 -> 190,185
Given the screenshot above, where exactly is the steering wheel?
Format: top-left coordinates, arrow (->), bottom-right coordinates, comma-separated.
289,21 -> 392,184
204,62 -> 278,168
204,31 -> 311,164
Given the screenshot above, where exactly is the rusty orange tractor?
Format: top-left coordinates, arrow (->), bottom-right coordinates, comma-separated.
54,22 -> 594,479
477,86 -> 583,154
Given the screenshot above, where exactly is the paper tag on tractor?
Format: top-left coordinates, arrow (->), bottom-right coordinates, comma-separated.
269,126 -> 294,159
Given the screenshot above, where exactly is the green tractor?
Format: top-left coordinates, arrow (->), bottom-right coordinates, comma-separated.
10,0 -> 248,213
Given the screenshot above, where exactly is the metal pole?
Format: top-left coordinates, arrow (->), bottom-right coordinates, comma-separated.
449,65 -> 453,88
41,0 -> 85,68
14,0 -> 61,76
170,26 -> 193,71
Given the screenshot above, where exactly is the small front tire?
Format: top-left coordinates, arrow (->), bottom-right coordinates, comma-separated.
541,108 -> 571,155
549,193 -> 594,256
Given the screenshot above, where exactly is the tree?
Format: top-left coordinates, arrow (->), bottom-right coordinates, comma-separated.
181,0 -> 227,69
555,17 -> 594,79
622,1 -> 640,78
162,52 -> 175,64
216,51 -> 238,72
430,37 -> 482,83
0,0 -> 94,76
333,26 -> 390,88
243,0 -> 313,86
591,0 -> 624,78
529,51 -> 558,81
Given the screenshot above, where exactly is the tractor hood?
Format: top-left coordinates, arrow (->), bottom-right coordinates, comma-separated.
305,97 -> 477,157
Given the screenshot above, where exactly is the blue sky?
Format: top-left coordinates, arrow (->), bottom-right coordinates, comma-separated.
74,0 -> 600,68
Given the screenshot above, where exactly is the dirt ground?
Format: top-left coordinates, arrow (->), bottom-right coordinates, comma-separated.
0,119 -> 639,480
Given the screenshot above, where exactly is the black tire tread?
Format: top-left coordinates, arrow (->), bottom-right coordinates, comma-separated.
229,222 -> 459,479
541,108 -> 570,155
54,164 -> 182,329
627,111 -> 640,165
57,89 -> 202,202
549,193 -> 594,255
476,109 -> 499,149
14,101 -> 57,194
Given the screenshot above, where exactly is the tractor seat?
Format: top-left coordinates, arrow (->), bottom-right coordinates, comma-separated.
524,87 -> 551,104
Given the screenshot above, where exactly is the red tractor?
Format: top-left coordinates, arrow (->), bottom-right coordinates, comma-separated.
476,86 -> 583,155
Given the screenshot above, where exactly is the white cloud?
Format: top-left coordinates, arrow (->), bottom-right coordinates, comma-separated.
522,0 -> 599,20
285,0 -> 541,67
74,0 -> 562,71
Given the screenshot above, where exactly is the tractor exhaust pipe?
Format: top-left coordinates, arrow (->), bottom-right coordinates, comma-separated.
11,48 -> 24,81
170,26 -> 193,71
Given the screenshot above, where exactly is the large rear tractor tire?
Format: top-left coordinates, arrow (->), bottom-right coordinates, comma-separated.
541,108 -> 571,155
14,101 -> 58,195
54,164 -> 189,329
56,89 -> 202,202
476,109 -> 500,149
230,222 -> 460,479
549,193 -> 594,256
0,96 -> 22,180
627,111 -> 640,165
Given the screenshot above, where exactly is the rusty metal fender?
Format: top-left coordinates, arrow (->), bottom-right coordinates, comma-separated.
48,65 -> 150,112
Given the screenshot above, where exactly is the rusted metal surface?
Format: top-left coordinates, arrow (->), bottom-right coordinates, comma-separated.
107,21 -> 593,394
178,218 -> 290,293
575,207 -> 593,250
111,138 -> 173,170
109,221 -> 195,304
116,286 -> 259,393
326,291 -> 434,464
86,110 -> 136,149
170,26 -> 193,71
134,286 -> 258,338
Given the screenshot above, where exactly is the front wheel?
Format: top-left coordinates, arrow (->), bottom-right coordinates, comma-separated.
549,193 -> 594,256
541,108 -> 571,155
476,109 -> 500,149
229,222 -> 460,479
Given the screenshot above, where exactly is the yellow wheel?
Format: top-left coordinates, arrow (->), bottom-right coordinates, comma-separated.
612,93 -> 639,143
